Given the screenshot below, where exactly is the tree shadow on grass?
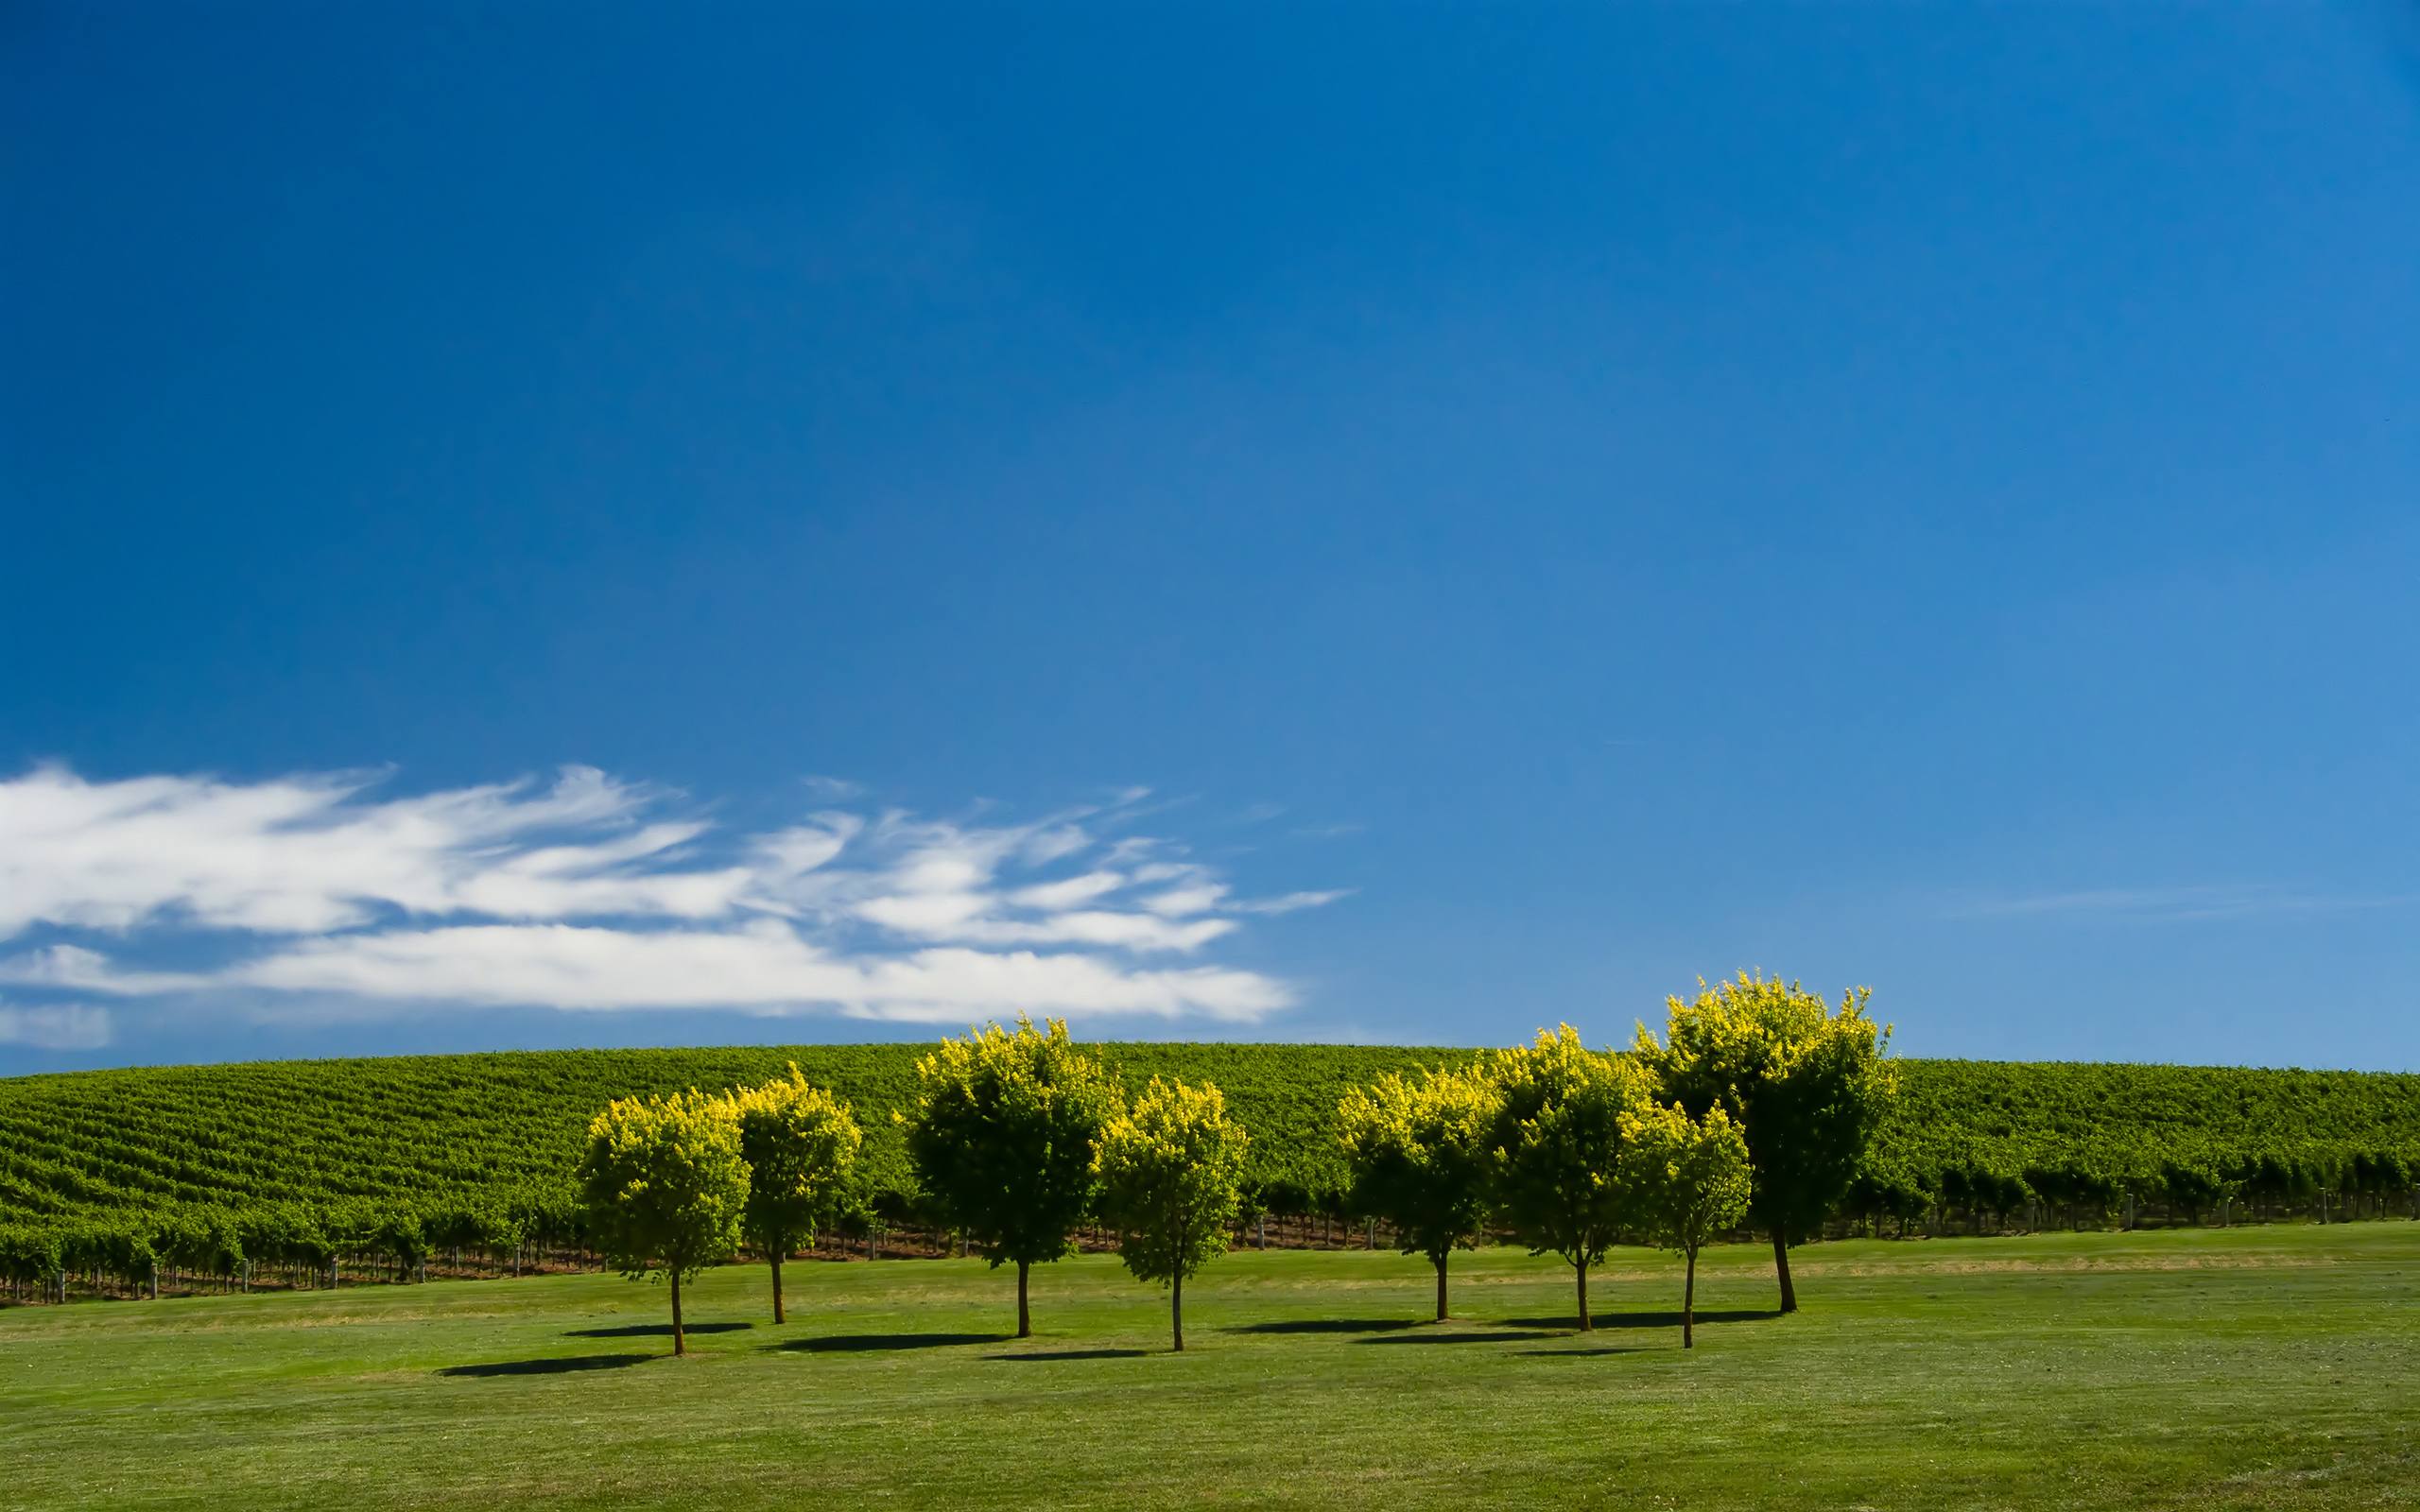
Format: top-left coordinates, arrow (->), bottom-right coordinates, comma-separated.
1226,1317 -> 1418,1335
567,1321 -> 753,1338
1516,1344 -> 1658,1358
1355,1330 -> 1563,1345
440,1353 -> 651,1379
985,1348 -> 1151,1362
1502,1309 -> 1783,1332
776,1332 -> 1013,1353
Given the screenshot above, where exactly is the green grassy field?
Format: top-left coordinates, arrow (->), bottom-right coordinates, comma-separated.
6,1224 -> 2413,1510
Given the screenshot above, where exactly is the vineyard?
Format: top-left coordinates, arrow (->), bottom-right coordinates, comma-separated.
3,1043 -> 2416,1300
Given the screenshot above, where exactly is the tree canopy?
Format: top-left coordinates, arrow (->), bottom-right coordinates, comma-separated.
576,1089 -> 750,1354
1095,1077 -> 1250,1351
1485,1024 -> 1657,1331
1337,1063 -> 1501,1320
1620,1101 -> 1753,1347
729,1066 -> 862,1324
1636,972 -> 1893,1313
901,1015 -> 1121,1336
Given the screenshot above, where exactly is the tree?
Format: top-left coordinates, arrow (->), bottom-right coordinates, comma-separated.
1337,1064 -> 1501,1321
1618,1102 -> 1751,1348
729,1066 -> 862,1324
901,1016 -> 1120,1338
576,1089 -> 750,1355
1095,1077 -> 1250,1351
1485,1025 -> 1657,1332
1636,972 -> 1893,1314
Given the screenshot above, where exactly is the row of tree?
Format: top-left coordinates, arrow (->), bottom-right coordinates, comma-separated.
577,974 -> 1892,1354
1336,972 -> 1889,1342
9,1039 -> 2411,1256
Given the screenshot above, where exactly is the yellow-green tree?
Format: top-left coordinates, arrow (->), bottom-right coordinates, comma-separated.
1337,1064 -> 1500,1321
576,1090 -> 750,1355
1635,972 -> 1893,1314
729,1066 -> 862,1324
902,1016 -> 1120,1337
1618,1102 -> 1751,1348
1095,1077 -> 1249,1351
1485,1025 -> 1657,1332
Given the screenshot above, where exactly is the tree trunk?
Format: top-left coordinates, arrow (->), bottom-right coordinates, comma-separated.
1683,1246 -> 1698,1349
1575,1261 -> 1591,1332
1171,1270 -> 1184,1352
770,1251 -> 786,1325
1434,1252 -> 1449,1322
1016,1259 -> 1031,1338
1772,1228 -> 1797,1314
670,1267 -> 685,1356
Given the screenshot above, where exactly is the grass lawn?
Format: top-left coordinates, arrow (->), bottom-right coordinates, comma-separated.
5,1223 -> 2413,1509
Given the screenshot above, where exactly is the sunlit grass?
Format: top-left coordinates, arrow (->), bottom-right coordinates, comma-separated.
6,1223 -> 2413,1509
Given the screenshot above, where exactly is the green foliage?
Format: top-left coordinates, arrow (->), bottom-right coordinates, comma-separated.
1338,1062 -> 1499,1316
727,1066 -> 860,1322
1097,1077 -> 1250,1289
1620,1101 -> 1753,1347
1639,973 -> 1895,1247
576,1090 -> 749,1288
0,1224 -> 61,1289
901,1017 -> 1120,1273
372,1208 -> 428,1277
729,1066 -> 861,1256
1485,1025 -> 1656,1327
157,1206 -> 245,1280
1097,1077 -> 1248,1350
1620,1103 -> 1752,1260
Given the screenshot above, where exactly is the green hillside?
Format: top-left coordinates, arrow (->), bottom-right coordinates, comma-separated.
3,1044 -> 2414,1249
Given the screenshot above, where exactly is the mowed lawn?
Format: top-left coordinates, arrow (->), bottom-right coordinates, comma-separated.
5,1225 -> 2414,1510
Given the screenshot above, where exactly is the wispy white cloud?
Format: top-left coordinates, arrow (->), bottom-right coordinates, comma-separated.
1006,870 -> 1126,910
0,765 -> 1347,1029
0,1001 -> 112,1051
194,921 -> 1285,1022
0,764 -> 708,935
1945,884 -> 2413,923
1229,889 -> 1356,915
0,943 -> 207,995
1143,882 -> 1229,918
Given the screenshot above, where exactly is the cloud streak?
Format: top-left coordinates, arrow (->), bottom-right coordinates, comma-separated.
0,1001 -> 112,1051
0,765 -> 1347,1030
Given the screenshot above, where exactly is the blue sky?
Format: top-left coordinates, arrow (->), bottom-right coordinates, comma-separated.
4,5 -> 2417,1074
